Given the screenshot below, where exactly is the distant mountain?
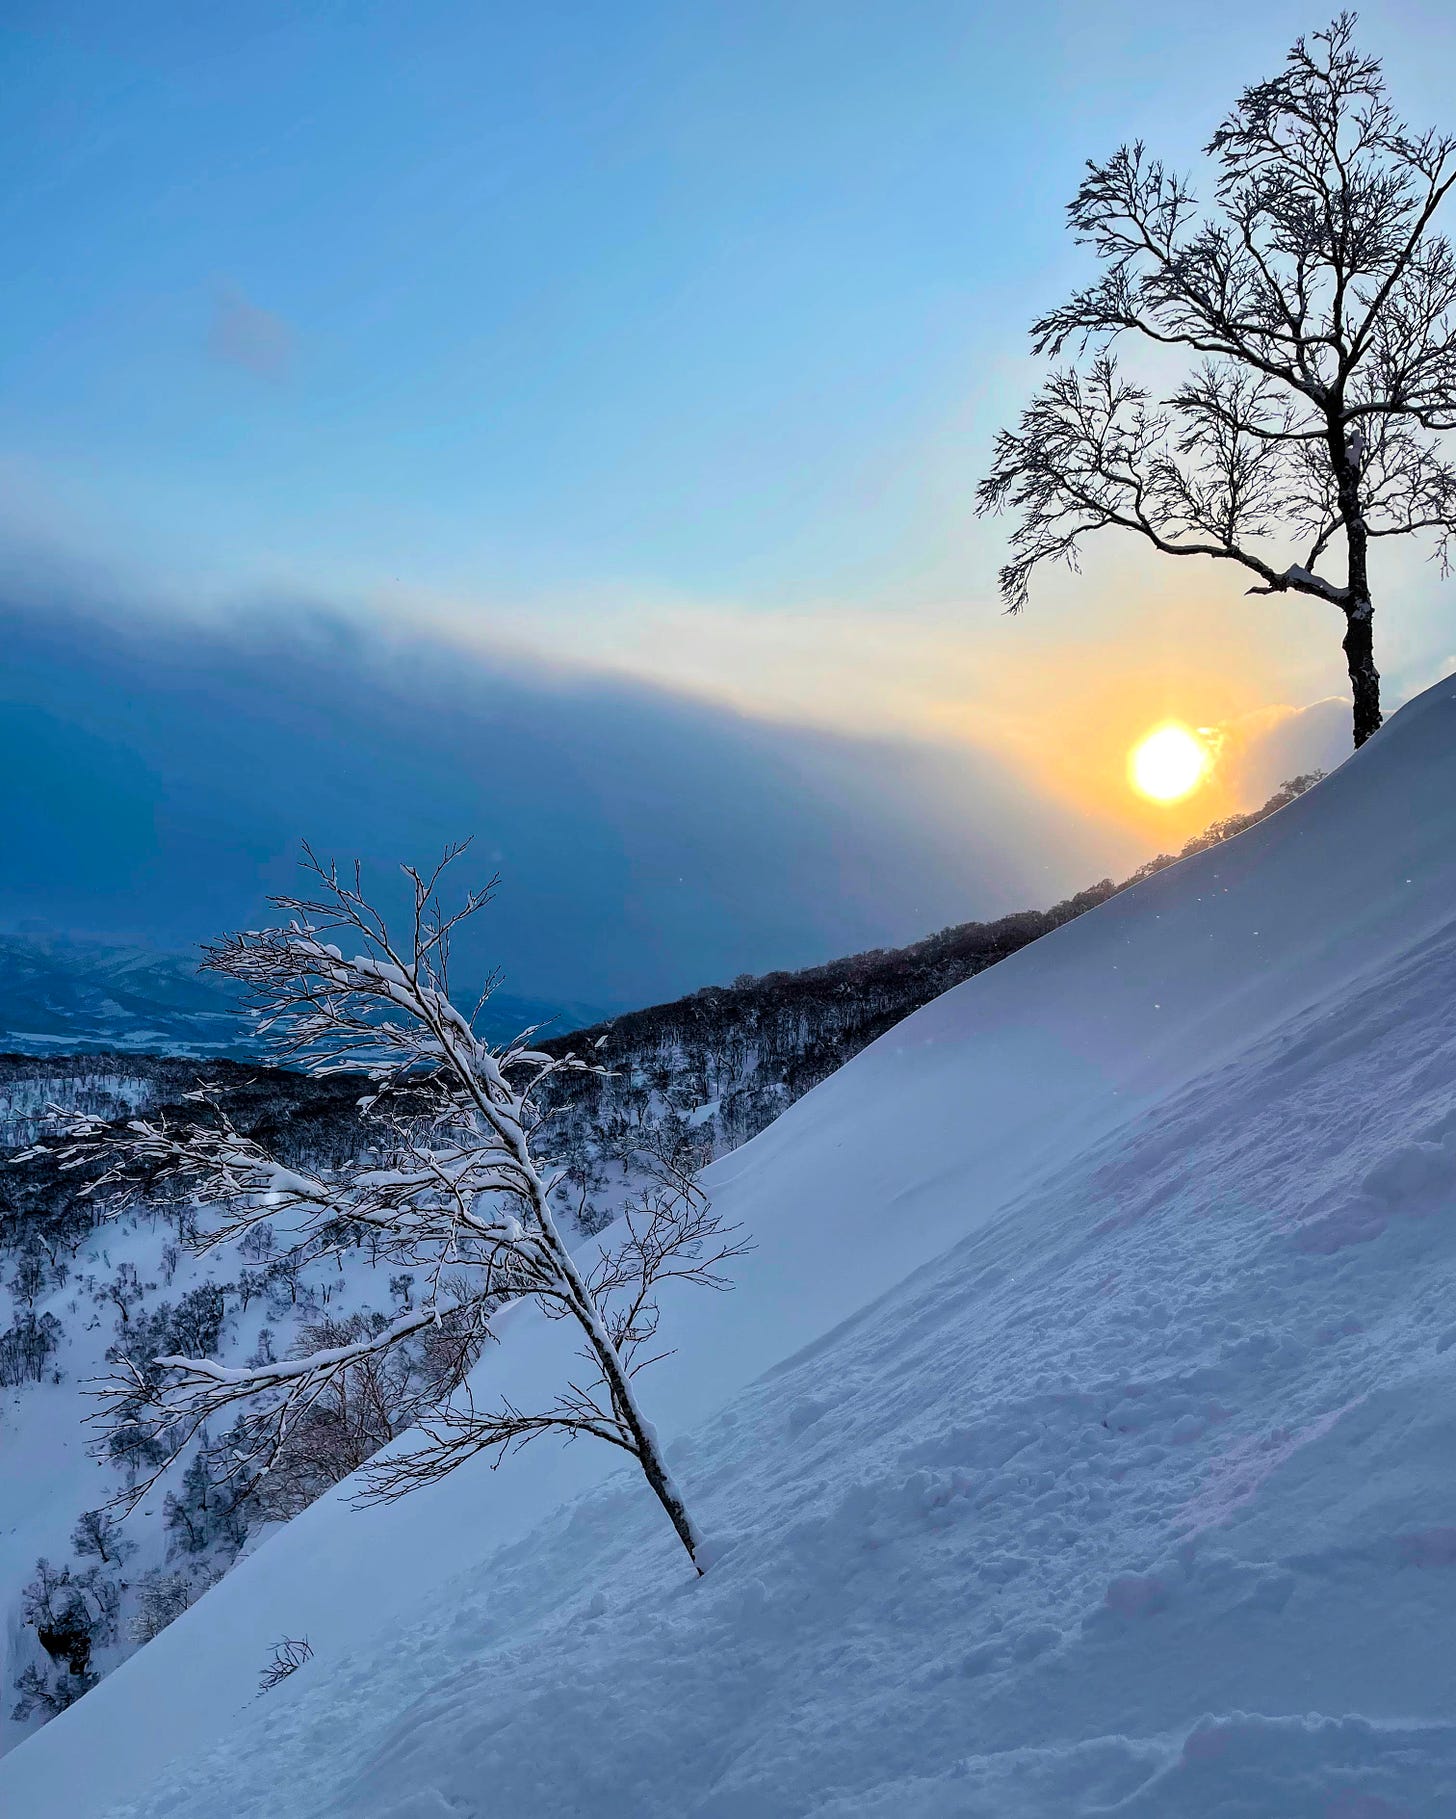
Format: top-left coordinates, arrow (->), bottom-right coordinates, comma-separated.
0,933 -> 605,1060
0,936 -> 245,1058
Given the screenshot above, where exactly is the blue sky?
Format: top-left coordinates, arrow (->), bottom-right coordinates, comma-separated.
3,2 -> 1454,1004
4,0 -> 1450,609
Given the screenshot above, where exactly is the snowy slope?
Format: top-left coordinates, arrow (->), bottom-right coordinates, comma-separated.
0,1061 -> 643,1754
5,678 -> 1456,1816
0,1195 -> 426,1758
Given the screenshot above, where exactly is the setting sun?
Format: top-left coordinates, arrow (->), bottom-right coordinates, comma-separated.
1128,722 -> 1213,803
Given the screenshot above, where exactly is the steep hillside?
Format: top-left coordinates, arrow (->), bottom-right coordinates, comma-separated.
0,774 -> 1321,1753
0,1050 -> 688,1754
0,1062 -> 377,1755
4,684 -> 1454,1817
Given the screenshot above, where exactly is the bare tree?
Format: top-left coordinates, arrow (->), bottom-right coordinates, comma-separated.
239,1308 -> 480,1524
977,15 -> 1456,747
257,1634 -> 313,1695
51,848 -> 745,1574
71,1508 -> 132,1568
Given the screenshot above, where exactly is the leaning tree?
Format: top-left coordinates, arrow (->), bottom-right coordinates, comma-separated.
978,15 -> 1456,747
45,848 -> 744,1574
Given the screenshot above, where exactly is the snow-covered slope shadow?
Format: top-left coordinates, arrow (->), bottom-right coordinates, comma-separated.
6,678 -> 1456,1817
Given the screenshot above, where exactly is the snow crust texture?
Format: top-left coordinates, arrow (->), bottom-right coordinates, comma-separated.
6,681 -> 1456,1817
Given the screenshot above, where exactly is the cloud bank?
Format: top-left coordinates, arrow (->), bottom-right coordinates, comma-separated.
0,583 -> 1140,1012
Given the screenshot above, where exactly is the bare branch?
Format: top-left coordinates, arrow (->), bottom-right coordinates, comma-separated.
984,14 -> 1456,747
976,355 -> 1349,610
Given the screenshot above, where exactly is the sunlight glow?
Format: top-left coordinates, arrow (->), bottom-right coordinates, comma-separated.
1128,722 -> 1213,803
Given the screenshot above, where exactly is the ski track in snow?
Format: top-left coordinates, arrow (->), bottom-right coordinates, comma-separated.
91,879 -> 1456,1815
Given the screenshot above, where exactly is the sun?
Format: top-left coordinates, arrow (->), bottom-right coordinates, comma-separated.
1128,722 -> 1213,803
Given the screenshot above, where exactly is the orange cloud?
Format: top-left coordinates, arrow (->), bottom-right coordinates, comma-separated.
379,533 -> 1358,853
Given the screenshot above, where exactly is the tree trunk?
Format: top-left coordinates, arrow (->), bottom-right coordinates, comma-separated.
1343,602 -> 1382,749
573,1283 -> 705,1571
428,1002 -> 709,1574
616,1397 -> 705,1572
1333,422 -> 1382,750
535,1197 -> 706,1573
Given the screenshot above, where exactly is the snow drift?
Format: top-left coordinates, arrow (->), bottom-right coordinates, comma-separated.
5,677 -> 1456,1817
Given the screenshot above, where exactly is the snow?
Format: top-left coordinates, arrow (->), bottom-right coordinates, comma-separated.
0,1196 -> 419,1758
5,680 -> 1456,1815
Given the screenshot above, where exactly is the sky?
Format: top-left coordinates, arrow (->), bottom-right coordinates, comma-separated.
2,1 -> 1454,1007
0,589 -> 1136,1010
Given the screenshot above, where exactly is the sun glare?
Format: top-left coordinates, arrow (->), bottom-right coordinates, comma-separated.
1129,722 -> 1212,803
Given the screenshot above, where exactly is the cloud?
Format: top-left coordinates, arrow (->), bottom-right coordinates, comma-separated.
395,544 -> 1353,856
1218,698 -> 1355,804
0,579 -> 1130,1011
208,284 -> 294,379
1,521 -> 1394,1016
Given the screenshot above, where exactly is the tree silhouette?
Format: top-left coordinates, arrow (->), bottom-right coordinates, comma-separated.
979,16 -> 1456,747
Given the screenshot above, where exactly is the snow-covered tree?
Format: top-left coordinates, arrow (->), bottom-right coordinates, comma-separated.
54,848 -> 744,1573
978,16 -> 1456,747
128,1568 -> 205,1645
71,1508 -> 131,1569
10,1555 -> 120,1719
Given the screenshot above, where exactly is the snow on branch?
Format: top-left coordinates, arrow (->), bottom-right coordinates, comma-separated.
39,846 -> 748,1573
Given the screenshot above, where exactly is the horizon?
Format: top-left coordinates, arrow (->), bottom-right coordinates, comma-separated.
4,1 -> 1455,1005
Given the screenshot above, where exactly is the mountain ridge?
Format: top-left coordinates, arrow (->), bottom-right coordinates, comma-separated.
0,930 -> 607,1060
